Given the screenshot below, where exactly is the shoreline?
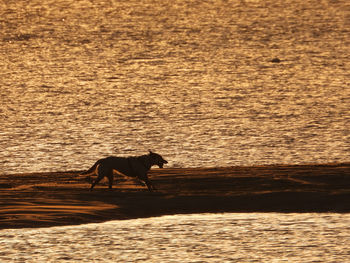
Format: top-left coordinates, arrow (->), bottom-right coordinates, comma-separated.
1,163 -> 349,229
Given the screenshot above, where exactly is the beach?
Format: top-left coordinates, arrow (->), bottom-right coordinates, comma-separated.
1,163 -> 349,229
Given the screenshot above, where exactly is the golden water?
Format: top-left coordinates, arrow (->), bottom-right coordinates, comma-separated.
1,213 -> 349,262
1,0 -> 349,173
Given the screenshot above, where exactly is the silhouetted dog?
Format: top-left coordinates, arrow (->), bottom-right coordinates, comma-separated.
81,151 -> 167,191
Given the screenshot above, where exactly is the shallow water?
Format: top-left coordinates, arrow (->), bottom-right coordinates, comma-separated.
1,0 -> 349,173
0,213 -> 349,262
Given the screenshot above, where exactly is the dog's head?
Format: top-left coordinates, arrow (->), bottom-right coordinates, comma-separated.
149,150 -> 168,168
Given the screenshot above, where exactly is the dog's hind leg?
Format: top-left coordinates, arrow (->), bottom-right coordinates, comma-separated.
98,164 -> 114,190
107,173 -> 114,189
90,164 -> 111,190
90,174 -> 104,190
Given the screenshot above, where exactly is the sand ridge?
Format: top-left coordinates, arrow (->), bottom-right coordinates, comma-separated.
1,163 -> 349,229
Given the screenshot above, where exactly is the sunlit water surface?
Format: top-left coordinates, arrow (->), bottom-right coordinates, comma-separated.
0,213 -> 349,262
1,0 -> 349,173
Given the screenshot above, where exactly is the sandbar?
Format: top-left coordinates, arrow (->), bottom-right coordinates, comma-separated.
1,163 -> 349,229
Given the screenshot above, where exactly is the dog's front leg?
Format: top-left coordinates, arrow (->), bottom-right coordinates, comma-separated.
144,177 -> 156,192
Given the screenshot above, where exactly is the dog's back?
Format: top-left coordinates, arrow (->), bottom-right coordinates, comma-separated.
101,156 -> 146,177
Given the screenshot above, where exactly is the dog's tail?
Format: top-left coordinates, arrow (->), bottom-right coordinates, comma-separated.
80,160 -> 101,175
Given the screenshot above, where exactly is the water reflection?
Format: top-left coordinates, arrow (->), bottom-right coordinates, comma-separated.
1,0 -> 349,173
1,213 -> 349,262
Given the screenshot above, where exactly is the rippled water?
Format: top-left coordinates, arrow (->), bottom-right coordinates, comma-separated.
1,0 -> 349,173
0,213 -> 349,262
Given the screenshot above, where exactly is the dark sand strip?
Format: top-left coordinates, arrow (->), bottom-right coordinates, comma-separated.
1,163 -> 349,229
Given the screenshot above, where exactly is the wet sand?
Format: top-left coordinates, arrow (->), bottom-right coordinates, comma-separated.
1,163 -> 349,229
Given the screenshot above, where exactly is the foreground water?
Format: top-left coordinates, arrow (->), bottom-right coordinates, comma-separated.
1,0 -> 349,174
0,213 -> 349,262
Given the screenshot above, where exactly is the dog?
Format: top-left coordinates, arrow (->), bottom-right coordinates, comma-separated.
81,151 -> 168,191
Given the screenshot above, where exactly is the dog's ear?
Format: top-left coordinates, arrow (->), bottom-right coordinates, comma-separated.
148,149 -> 153,154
